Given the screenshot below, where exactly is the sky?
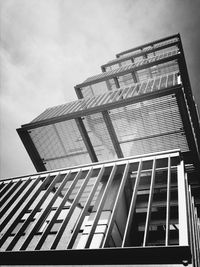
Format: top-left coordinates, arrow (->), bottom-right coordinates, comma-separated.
0,0 -> 200,178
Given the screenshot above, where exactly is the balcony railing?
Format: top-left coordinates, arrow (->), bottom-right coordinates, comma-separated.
0,150 -> 196,265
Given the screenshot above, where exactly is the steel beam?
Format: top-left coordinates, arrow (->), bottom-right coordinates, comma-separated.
75,117 -> 98,162
17,128 -> 46,172
102,110 -> 124,158
0,246 -> 191,265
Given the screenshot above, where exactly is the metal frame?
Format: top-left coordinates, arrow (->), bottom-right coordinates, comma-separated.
17,85 -> 199,173
102,34 -> 179,70
0,246 -> 191,265
0,150 -> 193,265
116,33 -> 179,58
17,128 -> 46,172
75,50 -> 180,92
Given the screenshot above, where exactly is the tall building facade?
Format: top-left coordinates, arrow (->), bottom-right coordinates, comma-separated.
1,34 -> 200,266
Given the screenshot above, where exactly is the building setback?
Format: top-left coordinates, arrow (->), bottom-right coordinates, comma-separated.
0,34 -> 200,266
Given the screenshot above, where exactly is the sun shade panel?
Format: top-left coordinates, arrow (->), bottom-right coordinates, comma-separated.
29,120 -> 91,169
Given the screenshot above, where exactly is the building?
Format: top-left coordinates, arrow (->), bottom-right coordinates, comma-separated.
1,34 -> 200,266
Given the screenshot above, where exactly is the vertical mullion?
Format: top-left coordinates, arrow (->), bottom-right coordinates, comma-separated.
35,169 -> 83,250
177,160 -> 189,246
165,156 -> 171,246
0,178 -> 31,217
143,158 -> 156,247
51,168 -> 94,249
84,164 -> 117,248
0,177 -> 42,247
102,162 -> 130,247
67,166 -> 105,249
122,160 -> 143,247
6,173 -> 59,251
20,172 -> 71,250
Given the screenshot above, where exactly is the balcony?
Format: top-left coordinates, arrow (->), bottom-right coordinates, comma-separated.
17,81 -> 199,172
1,150 -> 199,265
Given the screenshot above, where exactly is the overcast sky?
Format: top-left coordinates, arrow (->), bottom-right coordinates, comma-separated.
0,0 -> 200,178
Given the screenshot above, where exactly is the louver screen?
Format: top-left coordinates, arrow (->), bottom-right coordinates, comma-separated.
0,151 -> 193,265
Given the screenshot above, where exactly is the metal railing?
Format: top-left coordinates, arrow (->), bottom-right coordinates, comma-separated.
0,150 -> 196,265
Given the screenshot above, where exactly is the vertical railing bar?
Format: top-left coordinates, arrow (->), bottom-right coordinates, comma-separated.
0,181 -> 5,191
143,157 -> 156,247
123,86 -> 132,99
67,166 -> 105,249
0,178 -> 31,217
197,217 -> 200,265
188,187 -> 197,267
158,75 -> 162,90
98,92 -> 112,106
5,173 -> 60,251
122,160 -> 143,247
20,171 -> 72,250
194,208 -> 200,267
198,218 -> 200,263
0,181 -> 13,197
84,164 -> 118,249
35,169 -> 83,250
165,73 -> 169,88
165,155 -> 171,246
102,162 -> 131,248
0,176 -> 41,246
104,90 -> 115,105
0,178 -> 35,232
130,85 -> 138,97
177,160 -> 189,246
192,198 -> 199,266
173,72 -> 176,86
185,176 -> 194,262
87,95 -> 100,108
0,181 -> 14,201
0,180 -> 22,208
151,77 -> 156,92
51,168 -> 94,249
143,80 -> 149,94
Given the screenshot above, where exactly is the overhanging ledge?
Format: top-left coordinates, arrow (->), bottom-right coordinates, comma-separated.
0,246 -> 191,265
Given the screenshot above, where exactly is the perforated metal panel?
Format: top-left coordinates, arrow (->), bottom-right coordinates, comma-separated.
29,120 -> 91,169
109,95 -> 189,157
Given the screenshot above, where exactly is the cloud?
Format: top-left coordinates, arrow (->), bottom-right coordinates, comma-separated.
0,0 -> 200,177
